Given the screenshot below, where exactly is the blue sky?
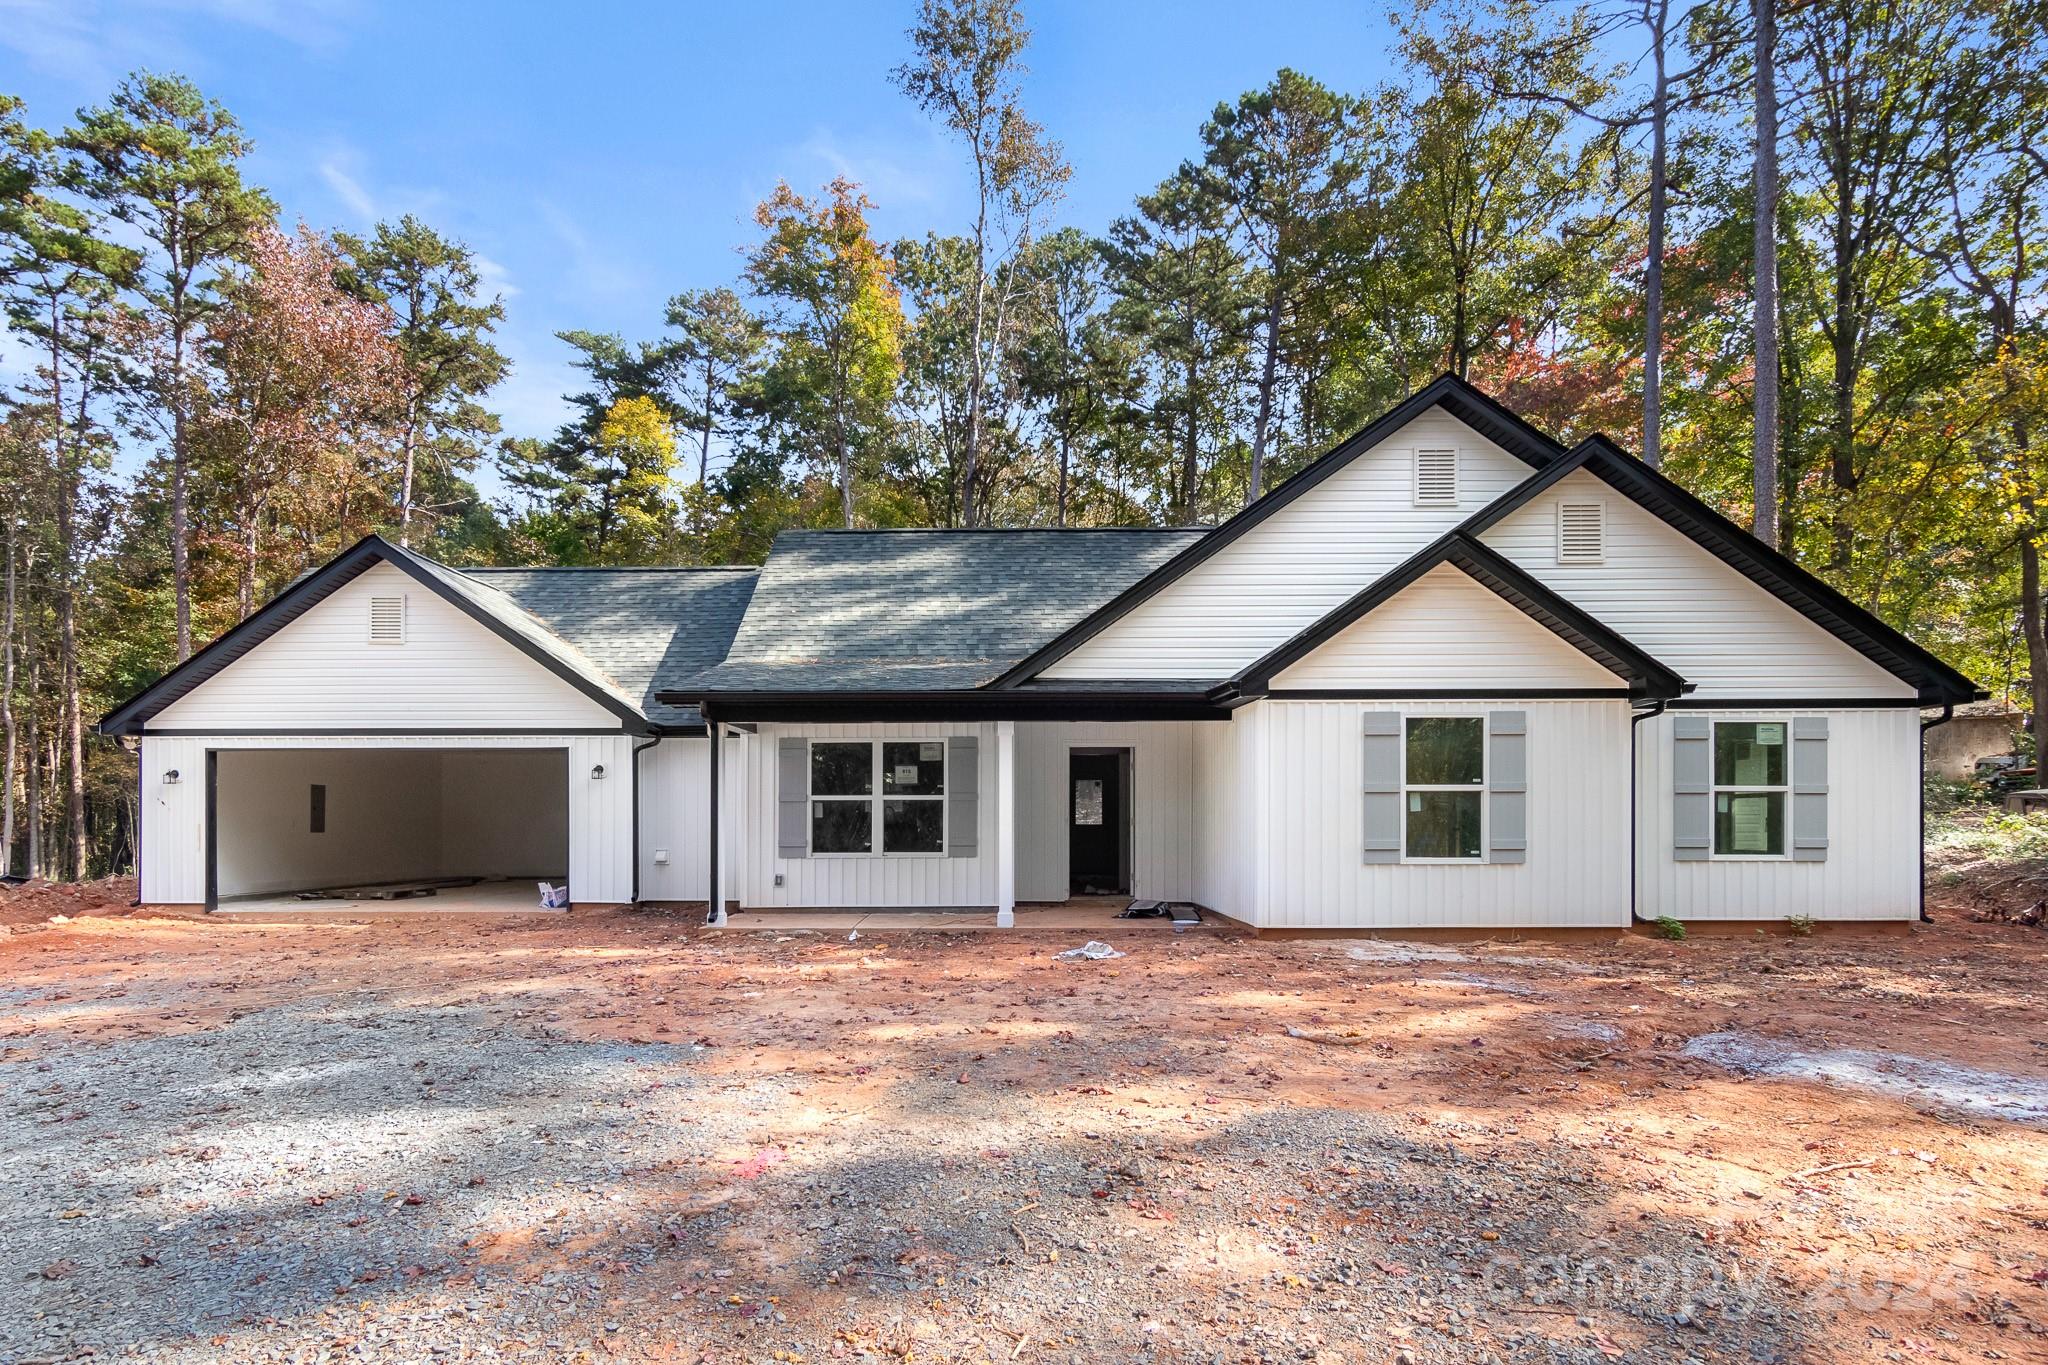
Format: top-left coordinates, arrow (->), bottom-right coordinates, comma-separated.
2,0 -> 1404,475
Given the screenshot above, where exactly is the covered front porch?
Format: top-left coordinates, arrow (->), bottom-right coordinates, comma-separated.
682,711 -> 1235,926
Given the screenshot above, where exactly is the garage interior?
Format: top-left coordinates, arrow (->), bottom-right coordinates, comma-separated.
213,748 -> 568,911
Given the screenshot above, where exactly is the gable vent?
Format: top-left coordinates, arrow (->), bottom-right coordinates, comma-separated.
1557,501 -> 1605,564
368,594 -> 406,644
1413,447 -> 1458,506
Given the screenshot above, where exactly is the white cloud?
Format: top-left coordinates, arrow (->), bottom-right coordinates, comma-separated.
537,201 -> 643,302
472,253 -> 520,302
0,0 -> 359,91
318,154 -> 379,223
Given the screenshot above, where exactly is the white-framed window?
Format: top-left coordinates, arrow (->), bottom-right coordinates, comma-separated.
1712,719 -> 1788,858
368,594 -> 406,644
809,739 -> 947,856
1413,447 -> 1458,506
1403,714 -> 1485,861
1557,500 -> 1605,564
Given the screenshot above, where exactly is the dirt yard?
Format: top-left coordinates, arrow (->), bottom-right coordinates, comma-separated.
1,891 -> 2044,1364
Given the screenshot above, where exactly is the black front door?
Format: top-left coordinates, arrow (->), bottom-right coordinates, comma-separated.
1069,750 -> 1127,894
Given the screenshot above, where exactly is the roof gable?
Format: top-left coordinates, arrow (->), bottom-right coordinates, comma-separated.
101,536 -> 649,735
995,375 -> 1570,686
1238,532 -> 1687,700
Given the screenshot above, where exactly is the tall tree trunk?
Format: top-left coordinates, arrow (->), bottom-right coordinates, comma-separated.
1179,354 -> 1200,523
1247,282 -> 1283,504
172,297 -> 193,662
699,355 -> 715,486
396,409 -> 419,548
1751,0 -> 1780,548
1642,0 -> 1671,469
60,349 -> 86,883
0,506 -> 16,880
1056,419 -> 1071,527
1828,180 -> 1859,572
2023,499 -> 2048,736
962,159 -> 991,529
25,657 -> 40,880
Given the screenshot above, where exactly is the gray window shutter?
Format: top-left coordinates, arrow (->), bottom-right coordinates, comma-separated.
1792,716 -> 1829,861
1362,712 -> 1401,863
947,736 -> 978,857
1487,710 -> 1527,864
777,736 -> 809,859
1672,715 -> 1711,861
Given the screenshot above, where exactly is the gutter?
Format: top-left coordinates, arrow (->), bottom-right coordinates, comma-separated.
1919,702 -> 1956,924
1629,699 -> 1670,924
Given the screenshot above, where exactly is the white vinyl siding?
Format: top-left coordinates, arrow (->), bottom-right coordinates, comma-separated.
1637,708 -> 1918,920
149,563 -> 621,731
1191,711 -> 1258,918
1013,721 -> 1199,903
637,736 -> 745,903
740,722 -> 997,908
135,732 -> 635,907
1269,563 -> 1623,689
1040,410 -> 1530,679
1481,469 -> 1915,698
1249,698 -> 1631,929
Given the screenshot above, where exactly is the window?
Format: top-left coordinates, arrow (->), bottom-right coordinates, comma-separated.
1404,716 -> 1484,860
1712,720 -> 1787,856
309,784 -> 326,834
810,740 -> 946,855
1413,447 -> 1458,506
368,594 -> 406,644
1073,778 -> 1104,825
1557,501 -> 1605,564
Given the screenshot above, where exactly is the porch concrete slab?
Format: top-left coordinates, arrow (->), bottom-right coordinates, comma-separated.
716,897 -> 1220,934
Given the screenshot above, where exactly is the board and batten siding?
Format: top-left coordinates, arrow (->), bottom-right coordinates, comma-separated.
1270,563 -> 1623,689
1635,708 -> 1919,920
737,722 -> 998,909
1041,411 -> 1532,680
1249,698 -> 1633,929
1480,469 -> 1914,699
149,562 -> 622,731
1191,710 -> 1257,921
637,736 -> 752,903
135,732 -> 635,906
1013,721 -> 1199,903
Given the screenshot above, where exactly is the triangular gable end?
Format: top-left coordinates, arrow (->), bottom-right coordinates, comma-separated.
1266,562 -> 1626,691
993,374 -> 1571,687
100,536 -> 648,735
1237,532 -> 1688,700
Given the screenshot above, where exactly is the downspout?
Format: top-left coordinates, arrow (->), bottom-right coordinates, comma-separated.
1629,699 -> 1670,924
706,716 -> 722,926
129,735 -> 143,906
629,733 -> 660,904
1919,702 -> 1954,923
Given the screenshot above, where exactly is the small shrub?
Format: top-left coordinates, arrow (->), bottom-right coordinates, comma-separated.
1786,913 -> 1817,937
1653,916 -> 1686,941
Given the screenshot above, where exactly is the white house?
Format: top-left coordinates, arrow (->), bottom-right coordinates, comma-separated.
102,376 -> 1978,930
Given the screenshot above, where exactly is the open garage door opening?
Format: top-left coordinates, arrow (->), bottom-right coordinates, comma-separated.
211,748 -> 569,912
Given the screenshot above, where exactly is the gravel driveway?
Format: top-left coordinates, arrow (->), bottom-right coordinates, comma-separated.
3,909 -> 2043,1362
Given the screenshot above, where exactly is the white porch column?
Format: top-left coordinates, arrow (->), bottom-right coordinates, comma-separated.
996,719 -> 1016,927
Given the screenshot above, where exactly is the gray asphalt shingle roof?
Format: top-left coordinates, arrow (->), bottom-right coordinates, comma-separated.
461,566 -> 759,726
686,528 -> 1207,692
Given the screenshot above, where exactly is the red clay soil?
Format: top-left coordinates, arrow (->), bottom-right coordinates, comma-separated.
1,883 -> 2044,1362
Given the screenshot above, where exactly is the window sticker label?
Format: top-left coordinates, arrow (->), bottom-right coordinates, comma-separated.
920,742 -> 943,761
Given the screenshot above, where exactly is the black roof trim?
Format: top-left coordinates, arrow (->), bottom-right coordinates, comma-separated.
99,535 -> 648,736
1234,530 -> 1691,701
662,688 -> 1232,723
1553,439 -> 1980,705
988,374 -> 1569,688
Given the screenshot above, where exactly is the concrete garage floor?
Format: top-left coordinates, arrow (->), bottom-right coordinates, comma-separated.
216,878 -> 560,916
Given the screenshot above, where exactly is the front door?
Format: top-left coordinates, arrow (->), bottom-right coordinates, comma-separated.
1069,750 -> 1129,895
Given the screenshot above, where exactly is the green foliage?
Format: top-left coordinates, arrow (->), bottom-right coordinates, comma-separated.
1785,914 -> 1817,937
1653,916 -> 1688,941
